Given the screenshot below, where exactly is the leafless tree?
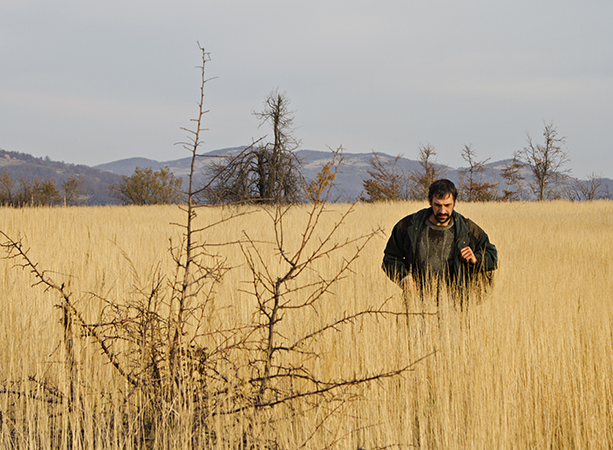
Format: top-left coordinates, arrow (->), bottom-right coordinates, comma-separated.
564,172 -> 611,201
61,176 -> 86,206
519,122 -> 570,201
202,90 -> 303,204
499,153 -> 526,201
239,180 -> 417,416
458,144 -> 498,201
407,144 -> 446,200
0,170 -> 14,205
361,152 -> 405,202
305,146 -> 344,203
0,46 -> 421,449
0,46 -> 232,446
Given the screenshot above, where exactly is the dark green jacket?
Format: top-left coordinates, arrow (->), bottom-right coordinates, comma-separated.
382,207 -> 498,287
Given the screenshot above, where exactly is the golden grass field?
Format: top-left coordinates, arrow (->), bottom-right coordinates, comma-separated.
0,200 -> 612,449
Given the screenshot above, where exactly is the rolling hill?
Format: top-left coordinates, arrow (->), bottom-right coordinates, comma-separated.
1,146 -> 610,204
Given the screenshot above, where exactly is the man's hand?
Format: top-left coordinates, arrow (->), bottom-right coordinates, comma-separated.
460,246 -> 477,264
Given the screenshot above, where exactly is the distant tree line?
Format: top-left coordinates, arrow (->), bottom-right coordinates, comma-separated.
361,122 -> 611,202
0,149 -> 122,205
112,119 -> 610,206
4,111 -> 610,207
0,170 -> 86,207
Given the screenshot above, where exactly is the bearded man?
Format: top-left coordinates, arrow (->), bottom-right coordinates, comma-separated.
382,179 -> 498,305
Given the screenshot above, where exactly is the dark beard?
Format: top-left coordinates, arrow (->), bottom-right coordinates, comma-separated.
434,214 -> 450,224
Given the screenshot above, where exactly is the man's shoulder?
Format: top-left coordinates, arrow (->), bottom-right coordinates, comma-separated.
394,207 -> 430,231
453,211 -> 485,240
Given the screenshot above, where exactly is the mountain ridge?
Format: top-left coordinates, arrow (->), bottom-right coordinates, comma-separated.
0,147 -> 610,204
95,148 -> 613,201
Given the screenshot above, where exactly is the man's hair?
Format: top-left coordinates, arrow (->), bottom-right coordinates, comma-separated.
428,179 -> 458,202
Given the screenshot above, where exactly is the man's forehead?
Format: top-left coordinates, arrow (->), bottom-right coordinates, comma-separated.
432,194 -> 455,204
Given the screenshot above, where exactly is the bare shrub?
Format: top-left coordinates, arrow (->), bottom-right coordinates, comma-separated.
458,144 -> 498,201
0,45 -> 416,449
564,172 -> 611,201
407,144 -> 446,201
201,90 -> 303,205
361,152 -> 405,202
519,121 -> 570,201
304,146 -> 344,204
499,153 -> 526,201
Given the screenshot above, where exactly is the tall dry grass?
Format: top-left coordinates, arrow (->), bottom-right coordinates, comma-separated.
0,200 -> 612,449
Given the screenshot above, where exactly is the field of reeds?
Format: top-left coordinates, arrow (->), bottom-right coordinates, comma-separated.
0,200 -> 612,449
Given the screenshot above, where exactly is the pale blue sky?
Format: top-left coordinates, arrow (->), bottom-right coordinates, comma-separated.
2,0 -> 612,178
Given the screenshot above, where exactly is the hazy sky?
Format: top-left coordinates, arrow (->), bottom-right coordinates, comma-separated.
2,0 -> 612,178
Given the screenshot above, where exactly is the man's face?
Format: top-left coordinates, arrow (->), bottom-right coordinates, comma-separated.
429,194 -> 456,226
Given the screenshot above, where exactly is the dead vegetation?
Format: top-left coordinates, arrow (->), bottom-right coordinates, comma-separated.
0,46 -> 416,449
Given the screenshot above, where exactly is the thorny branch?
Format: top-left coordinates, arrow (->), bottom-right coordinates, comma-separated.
0,50 -> 424,449
218,352 -> 435,415
0,230 -> 140,390
236,148 -> 420,409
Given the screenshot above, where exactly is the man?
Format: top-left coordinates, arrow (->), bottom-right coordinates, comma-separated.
382,179 -> 497,302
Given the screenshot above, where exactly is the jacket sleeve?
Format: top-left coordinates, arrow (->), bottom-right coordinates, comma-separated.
468,221 -> 498,272
479,239 -> 498,271
382,217 -> 412,284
